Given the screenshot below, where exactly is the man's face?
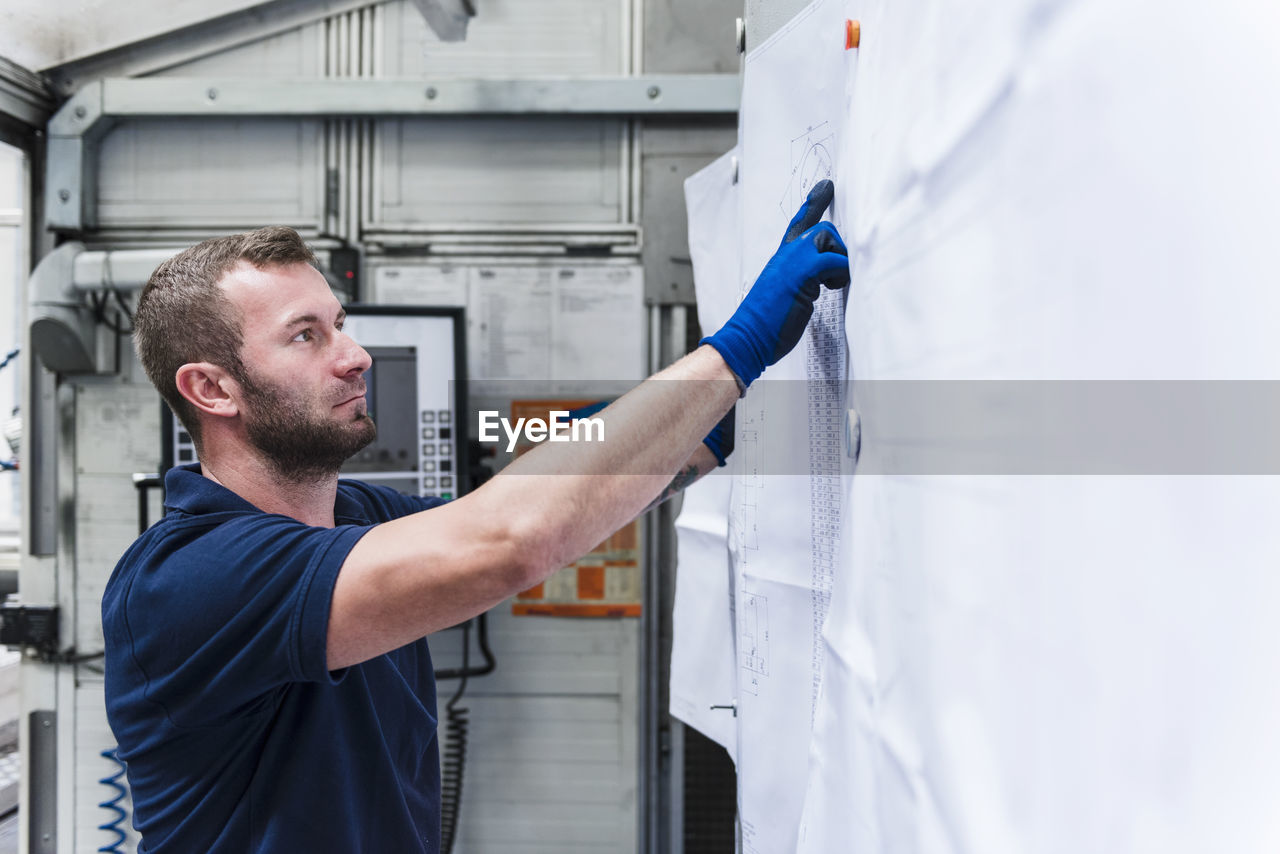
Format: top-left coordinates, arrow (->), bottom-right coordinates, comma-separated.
237,362 -> 376,480
220,261 -> 376,480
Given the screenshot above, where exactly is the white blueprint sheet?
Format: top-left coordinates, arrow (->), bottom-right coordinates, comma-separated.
670,148 -> 742,758
795,0 -> 1280,852
550,265 -> 645,381
469,266 -> 554,381
669,0 -> 1280,852
669,474 -> 737,758
466,265 -> 644,384
371,264 -> 468,306
367,263 -> 645,385
733,3 -> 858,852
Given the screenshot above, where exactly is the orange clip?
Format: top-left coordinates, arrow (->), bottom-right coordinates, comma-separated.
845,19 -> 861,50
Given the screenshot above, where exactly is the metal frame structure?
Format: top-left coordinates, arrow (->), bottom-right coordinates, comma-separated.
45,75 -> 740,233
0,57 -> 54,156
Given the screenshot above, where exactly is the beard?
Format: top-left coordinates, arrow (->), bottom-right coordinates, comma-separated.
238,368 -> 377,482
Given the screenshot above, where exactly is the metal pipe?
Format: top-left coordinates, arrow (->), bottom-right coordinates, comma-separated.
28,242 -> 95,373
69,249 -> 177,291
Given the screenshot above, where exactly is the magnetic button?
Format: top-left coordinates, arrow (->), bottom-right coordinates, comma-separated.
845,408 -> 861,463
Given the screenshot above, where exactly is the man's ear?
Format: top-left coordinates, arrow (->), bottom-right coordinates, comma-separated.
175,363 -> 240,419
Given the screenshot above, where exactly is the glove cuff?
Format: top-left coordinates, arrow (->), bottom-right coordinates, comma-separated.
702,407 -> 736,467
700,334 -> 753,396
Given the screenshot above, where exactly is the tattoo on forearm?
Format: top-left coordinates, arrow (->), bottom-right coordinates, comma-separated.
668,463 -> 702,495
644,463 -> 703,513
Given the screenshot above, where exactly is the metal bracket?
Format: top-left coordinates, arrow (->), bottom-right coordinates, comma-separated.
0,56 -> 56,147
28,711 -> 56,854
46,84 -> 114,232
0,603 -> 60,657
45,75 -> 742,233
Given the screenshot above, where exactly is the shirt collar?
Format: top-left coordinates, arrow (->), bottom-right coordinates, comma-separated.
163,463 -> 373,525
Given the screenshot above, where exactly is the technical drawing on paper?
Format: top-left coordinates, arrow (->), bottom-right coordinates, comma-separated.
780,122 -> 836,217
739,590 -> 770,695
736,481 -> 760,552
735,403 -> 765,554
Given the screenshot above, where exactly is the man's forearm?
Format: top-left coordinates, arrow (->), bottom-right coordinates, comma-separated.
487,344 -> 738,577
642,443 -> 721,515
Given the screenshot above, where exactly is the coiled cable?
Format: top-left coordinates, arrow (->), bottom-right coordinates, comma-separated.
439,621 -> 471,854
97,747 -> 129,853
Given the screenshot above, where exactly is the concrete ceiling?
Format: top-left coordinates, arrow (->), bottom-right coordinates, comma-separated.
0,0 -> 289,71
0,0 -> 472,76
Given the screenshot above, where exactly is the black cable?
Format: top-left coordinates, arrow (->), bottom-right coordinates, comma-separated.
113,289 -> 134,324
439,621 -> 471,854
54,649 -> 105,665
433,613 -> 495,680
474,612 -> 495,675
88,289 -> 135,336
134,474 -> 163,534
71,650 -> 104,662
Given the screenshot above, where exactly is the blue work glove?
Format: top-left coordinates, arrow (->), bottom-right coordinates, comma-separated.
702,407 -> 735,467
701,179 -> 850,392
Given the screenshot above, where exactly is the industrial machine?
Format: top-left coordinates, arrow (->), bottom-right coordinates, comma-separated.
1,0 -> 743,850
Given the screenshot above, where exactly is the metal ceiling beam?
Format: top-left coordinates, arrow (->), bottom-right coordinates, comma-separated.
55,75 -> 741,124
0,55 -> 55,147
45,75 -> 742,233
43,0 -> 392,96
2,0 -> 325,76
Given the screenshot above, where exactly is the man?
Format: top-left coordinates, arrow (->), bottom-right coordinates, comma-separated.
103,180 -> 849,852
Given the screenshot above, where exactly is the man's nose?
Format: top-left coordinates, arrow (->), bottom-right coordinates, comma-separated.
336,332 -> 372,376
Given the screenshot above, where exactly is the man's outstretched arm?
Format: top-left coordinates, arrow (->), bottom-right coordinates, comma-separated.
327,180 -> 850,669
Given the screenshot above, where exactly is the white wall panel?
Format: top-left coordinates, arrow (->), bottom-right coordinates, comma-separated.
376,118 -> 624,225
66,381 -> 159,854
443,664 -> 638,852
431,598 -> 639,851
146,23 -> 323,78
373,0 -> 628,229
97,119 -> 323,228
72,381 -> 162,672
434,607 -> 635,697
381,0 -> 625,77
72,478 -> 141,658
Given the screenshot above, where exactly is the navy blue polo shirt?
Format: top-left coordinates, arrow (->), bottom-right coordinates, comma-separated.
102,464 -> 447,853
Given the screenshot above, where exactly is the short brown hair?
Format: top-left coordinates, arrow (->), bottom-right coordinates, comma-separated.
134,226 -> 317,447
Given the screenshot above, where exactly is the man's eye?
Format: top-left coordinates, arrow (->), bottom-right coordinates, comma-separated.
292,330 -> 313,343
